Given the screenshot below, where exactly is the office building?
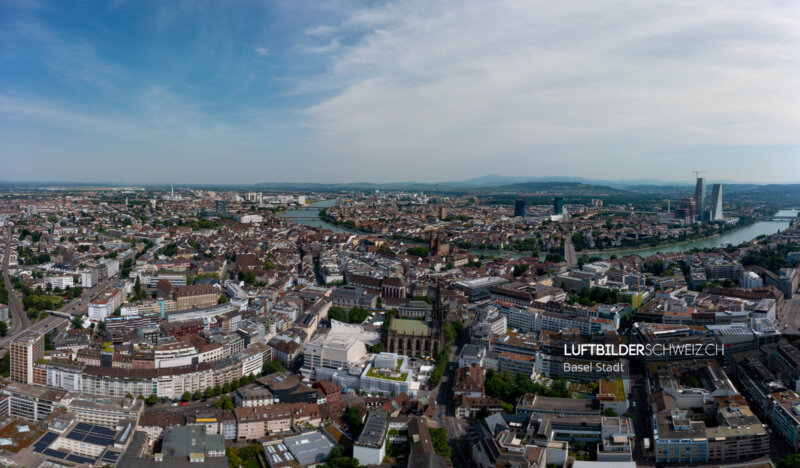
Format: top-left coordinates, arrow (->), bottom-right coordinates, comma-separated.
11,331 -> 45,384
174,284 -> 219,311
770,391 -> 800,451
553,197 -> 564,215
514,199 -> 526,217
741,271 -> 763,289
695,177 -> 706,218
653,410 -> 708,464
711,184 -> 724,221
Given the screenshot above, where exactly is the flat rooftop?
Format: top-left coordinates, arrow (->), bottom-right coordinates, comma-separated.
356,411 -> 388,448
284,431 -> 335,465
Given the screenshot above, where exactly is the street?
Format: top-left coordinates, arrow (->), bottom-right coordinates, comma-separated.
2,225 -> 29,340
59,279 -> 113,316
776,295 -> 800,334
428,319 -> 475,468
628,359 -> 654,468
0,225 -> 70,353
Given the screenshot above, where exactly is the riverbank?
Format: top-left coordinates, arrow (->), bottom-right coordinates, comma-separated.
282,202 -> 798,260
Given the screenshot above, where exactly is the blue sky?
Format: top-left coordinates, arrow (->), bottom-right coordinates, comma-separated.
1,0 -> 799,184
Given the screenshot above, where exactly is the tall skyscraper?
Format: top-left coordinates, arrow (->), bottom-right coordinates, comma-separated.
514,199 -> 526,217
694,178 -> 706,220
10,330 -> 44,384
553,197 -> 564,215
710,184 -> 724,221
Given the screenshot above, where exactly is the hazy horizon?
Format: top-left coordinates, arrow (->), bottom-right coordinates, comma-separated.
2,1 -> 799,184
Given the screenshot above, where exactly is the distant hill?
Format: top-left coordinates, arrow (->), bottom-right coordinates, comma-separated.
489,181 -> 628,195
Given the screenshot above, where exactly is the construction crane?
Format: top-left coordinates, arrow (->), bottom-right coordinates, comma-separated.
691,170 -> 707,180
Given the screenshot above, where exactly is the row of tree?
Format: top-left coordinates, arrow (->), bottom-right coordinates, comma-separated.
328,306 -> 370,324
485,370 -> 569,405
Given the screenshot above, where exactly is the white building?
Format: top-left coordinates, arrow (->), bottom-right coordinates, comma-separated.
741,271 -> 763,289
88,299 -> 114,322
46,276 -> 74,290
81,270 -> 98,288
235,214 -> 263,224
353,411 -> 388,466
301,332 -> 368,377
360,353 -> 416,397
99,258 -> 120,278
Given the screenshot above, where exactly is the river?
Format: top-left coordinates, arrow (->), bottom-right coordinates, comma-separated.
278,199 -> 358,233
280,201 -> 798,259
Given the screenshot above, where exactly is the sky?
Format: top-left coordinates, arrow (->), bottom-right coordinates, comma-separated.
1,0 -> 800,185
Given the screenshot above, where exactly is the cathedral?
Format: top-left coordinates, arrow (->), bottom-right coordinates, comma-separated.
382,285 -> 447,357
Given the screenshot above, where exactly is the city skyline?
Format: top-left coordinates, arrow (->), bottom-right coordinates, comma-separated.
2,0 -> 800,184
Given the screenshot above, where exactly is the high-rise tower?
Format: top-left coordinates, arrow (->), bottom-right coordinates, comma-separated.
11,331 -> 44,384
694,178 -> 706,220
514,199 -> 526,217
710,184 -> 723,221
553,197 -> 564,215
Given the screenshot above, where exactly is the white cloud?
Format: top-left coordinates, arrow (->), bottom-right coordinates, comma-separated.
255,46 -> 270,56
305,25 -> 336,36
301,0 -> 800,181
301,38 -> 341,54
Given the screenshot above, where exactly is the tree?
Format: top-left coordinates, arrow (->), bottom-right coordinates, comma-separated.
226,447 -> 242,468
602,408 -> 618,417
213,395 -> 234,411
238,270 -> 256,284
371,343 -> 386,354
181,391 -> 192,402
192,390 -> 202,400
146,394 -> 158,405
406,246 -> 429,257
429,427 -> 451,458
778,454 -> 800,468
125,393 -> 134,400
160,243 -> 178,257
137,395 -> 145,400
322,452 -> 360,468
343,406 -> 364,437
347,306 -> 369,324
70,315 -> 84,329
263,360 -> 284,374
204,387 -> 214,398
0,322 -> 7,337
328,306 -> 348,322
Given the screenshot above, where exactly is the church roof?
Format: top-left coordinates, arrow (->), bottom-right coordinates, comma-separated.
389,318 -> 430,336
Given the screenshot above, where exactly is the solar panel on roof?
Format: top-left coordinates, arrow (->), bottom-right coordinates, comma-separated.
67,454 -> 95,464
44,448 -> 67,459
102,451 -> 120,462
75,422 -> 92,431
39,432 -> 57,444
93,426 -> 116,436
